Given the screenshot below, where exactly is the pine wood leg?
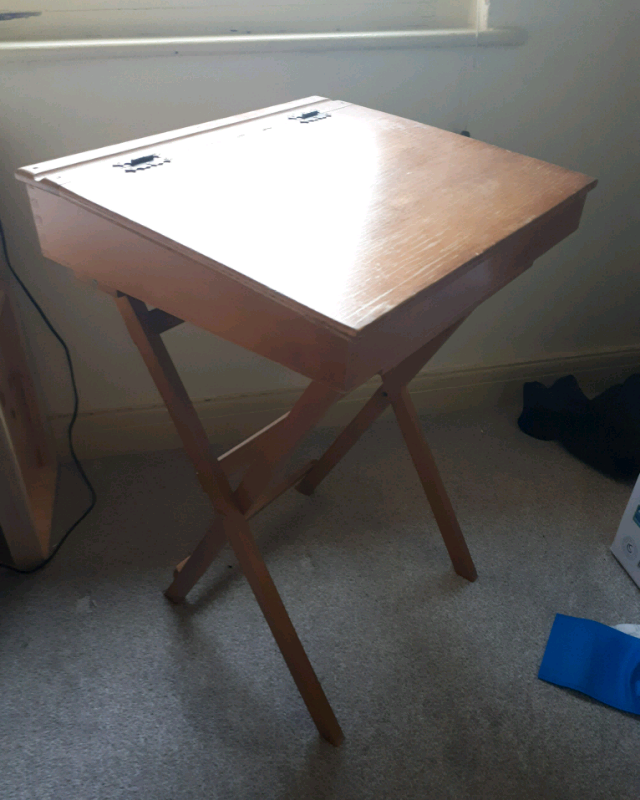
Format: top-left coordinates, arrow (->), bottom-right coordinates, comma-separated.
165,517 -> 226,603
234,381 -> 343,514
166,459 -> 316,603
116,294 -> 344,744
298,387 -> 390,495
384,383 -> 477,582
298,317 -> 469,496
221,508 -> 343,746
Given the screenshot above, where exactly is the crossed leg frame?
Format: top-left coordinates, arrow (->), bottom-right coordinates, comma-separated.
117,294 -> 477,747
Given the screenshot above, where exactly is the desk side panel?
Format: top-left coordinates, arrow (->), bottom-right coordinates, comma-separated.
345,190 -> 590,390
26,187 -> 350,390
0,284 -> 56,567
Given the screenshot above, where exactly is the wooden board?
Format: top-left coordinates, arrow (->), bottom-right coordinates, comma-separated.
0,282 -> 57,568
16,97 -> 596,391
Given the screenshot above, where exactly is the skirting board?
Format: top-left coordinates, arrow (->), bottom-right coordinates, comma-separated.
50,345 -> 640,461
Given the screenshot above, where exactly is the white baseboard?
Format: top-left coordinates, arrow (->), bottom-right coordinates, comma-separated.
50,345 -> 640,461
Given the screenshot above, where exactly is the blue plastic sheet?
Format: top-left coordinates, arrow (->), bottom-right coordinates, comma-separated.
538,614 -> 640,715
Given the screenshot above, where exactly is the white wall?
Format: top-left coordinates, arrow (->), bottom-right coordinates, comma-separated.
0,0 -> 637,420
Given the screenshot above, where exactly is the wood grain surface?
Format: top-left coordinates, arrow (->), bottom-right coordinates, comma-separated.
17,97 -> 596,391
17,98 -> 596,335
0,283 -> 57,568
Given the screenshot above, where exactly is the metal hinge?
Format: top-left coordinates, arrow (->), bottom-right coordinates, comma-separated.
113,153 -> 171,173
288,109 -> 331,123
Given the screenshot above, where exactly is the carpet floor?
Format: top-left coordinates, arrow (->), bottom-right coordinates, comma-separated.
1,404 -> 639,800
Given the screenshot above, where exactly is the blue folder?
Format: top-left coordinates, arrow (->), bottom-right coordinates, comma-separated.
538,614 -> 640,715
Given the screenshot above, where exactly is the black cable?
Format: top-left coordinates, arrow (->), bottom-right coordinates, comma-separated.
0,214 -> 96,574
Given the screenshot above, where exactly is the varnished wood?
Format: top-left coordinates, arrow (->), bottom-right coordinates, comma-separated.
0,282 -> 57,568
25,186 -> 352,389
381,317 -> 469,386
173,555 -> 190,578
245,459 -> 317,519
117,293 -> 342,744
17,100 -> 595,335
170,511 -> 344,745
217,412 -> 289,477
298,317 -> 468,497
297,386 -> 389,497
297,318 -> 479,579
234,381 -> 343,515
219,507 -> 343,746
17,98 -> 596,392
165,518 -> 227,604
116,294 -> 236,514
167,459 -> 316,602
383,382 -> 477,582
17,98 -> 597,742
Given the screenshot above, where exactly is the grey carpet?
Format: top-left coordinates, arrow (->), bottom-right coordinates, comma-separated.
1,405 -> 639,800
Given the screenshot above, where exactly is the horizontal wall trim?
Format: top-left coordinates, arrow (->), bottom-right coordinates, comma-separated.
50,345 -> 640,461
0,27 -> 526,62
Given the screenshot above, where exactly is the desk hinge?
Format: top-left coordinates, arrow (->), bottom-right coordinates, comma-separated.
288,109 -> 331,123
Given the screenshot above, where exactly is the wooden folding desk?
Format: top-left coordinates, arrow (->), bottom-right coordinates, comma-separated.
17,97 -> 596,745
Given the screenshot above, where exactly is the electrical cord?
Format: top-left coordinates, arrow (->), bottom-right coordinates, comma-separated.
0,214 -> 97,574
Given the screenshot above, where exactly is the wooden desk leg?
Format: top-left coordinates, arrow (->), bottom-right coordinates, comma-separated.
298,318 -> 468,497
165,517 -> 226,603
116,294 -> 344,745
166,460 -> 316,603
221,508 -> 343,746
234,381 -> 343,514
298,386 -> 390,496
383,383 -> 477,583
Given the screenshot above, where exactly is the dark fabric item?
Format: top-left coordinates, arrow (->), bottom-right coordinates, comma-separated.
518,374 -> 640,481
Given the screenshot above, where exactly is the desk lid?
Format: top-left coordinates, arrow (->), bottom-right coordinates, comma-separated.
17,96 -> 596,336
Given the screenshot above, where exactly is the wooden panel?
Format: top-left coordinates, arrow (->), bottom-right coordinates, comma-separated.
19,97 -> 596,393
0,283 -> 57,567
18,98 -> 596,338
27,186 -> 351,389
344,190 -> 589,388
